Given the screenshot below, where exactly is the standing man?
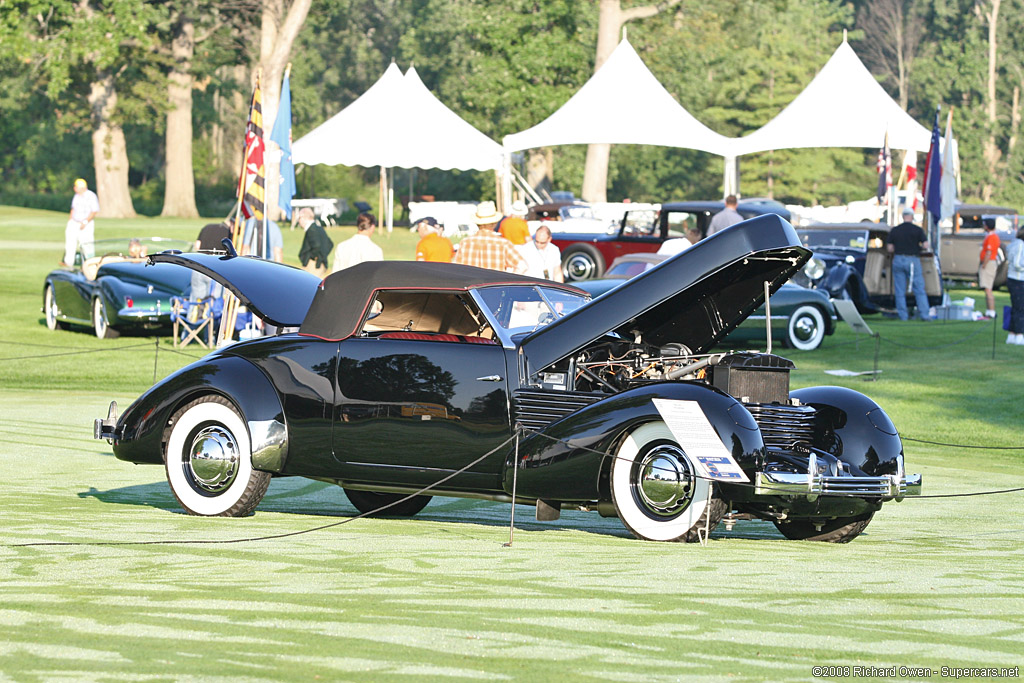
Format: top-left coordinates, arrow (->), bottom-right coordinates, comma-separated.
887,208 -> 932,321
979,219 -> 1001,318
297,207 -> 334,277
706,195 -> 743,236
63,178 -> 99,266
414,217 -> 453,262
499,200 -> 530,246
332,212 -> 383,273
517,225 -> 563,281
453,201 -> 527,274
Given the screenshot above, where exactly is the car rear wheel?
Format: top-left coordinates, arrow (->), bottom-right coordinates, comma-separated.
165,396 -> 271,517
343,489 -> 432,517
92,297 -> 120,339
562,245 -> 605,281
610,421 -> 726,542
44,284 -> 67,330
784,304 -> 825,351
774,513 -> 873,543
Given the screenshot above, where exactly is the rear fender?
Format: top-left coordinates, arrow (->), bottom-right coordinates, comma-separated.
506,382 -> 765,501
112,355 -> 287,471
791,385 -> 902,476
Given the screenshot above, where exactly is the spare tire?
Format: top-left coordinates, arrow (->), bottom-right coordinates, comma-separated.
561,244 -> 605,281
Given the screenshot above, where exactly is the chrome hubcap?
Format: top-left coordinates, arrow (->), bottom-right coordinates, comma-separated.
565,254 -> 596,280
794,315 -> 817,343
633,444 -> 695,518
186,426 -> 239,493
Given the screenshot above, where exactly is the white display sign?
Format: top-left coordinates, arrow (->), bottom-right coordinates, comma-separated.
652,398 -> 750,482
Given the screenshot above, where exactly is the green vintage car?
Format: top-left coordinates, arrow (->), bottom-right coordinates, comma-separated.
576,252 -> 837,351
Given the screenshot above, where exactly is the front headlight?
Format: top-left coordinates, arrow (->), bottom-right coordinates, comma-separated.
802,256 -> 826,281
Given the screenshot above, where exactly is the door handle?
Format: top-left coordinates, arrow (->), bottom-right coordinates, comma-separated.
476,375 -> 503,382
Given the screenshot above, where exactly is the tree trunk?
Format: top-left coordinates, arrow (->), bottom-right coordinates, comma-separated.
982,0 -> 1001,202
89,71 -> 136,218
260,0 -> 312,220
581,0 -> 682,203
162,14 -> 199,217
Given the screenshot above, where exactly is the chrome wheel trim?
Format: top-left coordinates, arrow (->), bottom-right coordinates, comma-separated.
564,252 -> 597,281
632,444 -> 695,519
185,425 -> 240,494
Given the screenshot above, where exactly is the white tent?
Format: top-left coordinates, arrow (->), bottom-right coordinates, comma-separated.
731,39 -> 932,156
503,39 -> 734,156
292,63 -> 503,172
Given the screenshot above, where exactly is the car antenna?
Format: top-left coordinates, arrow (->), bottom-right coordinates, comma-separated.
221,237 -> 238,257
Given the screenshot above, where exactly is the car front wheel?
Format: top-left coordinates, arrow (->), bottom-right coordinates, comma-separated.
165,396 -> 271,516
610,421 -> 726,542
343,489 -> 432,517
44,284 -> 67,330
92,297 -> 120,339
561,245 -> 605,281
784,304 -> 826,351
773,513 -> 873,543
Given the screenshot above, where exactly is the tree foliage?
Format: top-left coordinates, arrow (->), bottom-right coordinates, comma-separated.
2,0 -> 1024,212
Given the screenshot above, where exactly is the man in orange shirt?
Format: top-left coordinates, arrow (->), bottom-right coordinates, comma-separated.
499,200 -> 530,246
414,217 -> 453,262
979,219 -> 1001,317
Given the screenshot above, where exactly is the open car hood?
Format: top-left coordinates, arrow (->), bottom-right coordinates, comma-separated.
148,253 -> 321,327
520,214 -> 811,371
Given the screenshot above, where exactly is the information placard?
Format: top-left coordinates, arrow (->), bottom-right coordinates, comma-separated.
652,398 -> 750,482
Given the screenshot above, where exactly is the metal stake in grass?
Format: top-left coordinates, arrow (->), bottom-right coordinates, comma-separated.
503,427 -> 520,548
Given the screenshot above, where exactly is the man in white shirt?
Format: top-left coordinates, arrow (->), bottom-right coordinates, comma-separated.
63,178 -> 99,266
332,212 -> 383,272
517,225 -> 563,281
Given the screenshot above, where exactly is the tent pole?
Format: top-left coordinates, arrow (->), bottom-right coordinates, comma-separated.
378,166 -> 385,225
387,167 -> 394,233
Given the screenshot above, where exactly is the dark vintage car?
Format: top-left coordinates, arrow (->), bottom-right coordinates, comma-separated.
95,215 -> 920,543
552,199 -> 790,281
577,253 -> 836,351
794,224 -> 943,315
43,237 -> 194,339
939,204 -> 1021,288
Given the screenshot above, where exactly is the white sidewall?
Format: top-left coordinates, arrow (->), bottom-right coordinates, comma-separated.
45,286 -> 57,330
788,305 -> 825,351
611,421 -> 710,542
165,402 -> 253,516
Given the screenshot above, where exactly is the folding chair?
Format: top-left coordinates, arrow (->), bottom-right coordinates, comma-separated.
171,296 -> 215,348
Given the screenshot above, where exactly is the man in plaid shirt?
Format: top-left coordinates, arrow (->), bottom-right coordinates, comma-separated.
454,201 -> 528,274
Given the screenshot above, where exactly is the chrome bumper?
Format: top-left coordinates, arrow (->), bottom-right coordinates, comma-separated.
94,401 -> 118,442
755,451 -> 921,502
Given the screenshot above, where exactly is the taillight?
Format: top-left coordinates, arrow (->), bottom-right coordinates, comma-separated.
125,296 -> 133,308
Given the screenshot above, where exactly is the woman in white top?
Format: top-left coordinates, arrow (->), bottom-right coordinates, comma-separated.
1005,227 -> 1024,345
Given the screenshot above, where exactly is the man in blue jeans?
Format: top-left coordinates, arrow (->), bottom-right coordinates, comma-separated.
886,209 -> 932,320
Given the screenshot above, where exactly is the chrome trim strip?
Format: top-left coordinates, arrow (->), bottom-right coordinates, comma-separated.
755,470 -> 922,501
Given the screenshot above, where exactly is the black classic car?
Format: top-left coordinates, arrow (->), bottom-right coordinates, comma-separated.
43,237 -> 194,338
95,215 -> 920,543
577,253 -> 836,351
552,199 -> 790,281
794,224 -> 943,315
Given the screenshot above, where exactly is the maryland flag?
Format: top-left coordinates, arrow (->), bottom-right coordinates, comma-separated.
237,74 -> 265,221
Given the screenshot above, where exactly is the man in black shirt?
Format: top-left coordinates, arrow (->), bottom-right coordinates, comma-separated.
195,219 -> 233,252
886,209 -> 932,320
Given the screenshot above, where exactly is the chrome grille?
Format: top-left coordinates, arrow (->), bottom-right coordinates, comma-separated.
513,389 -> 603,431
747,403 -> 817,451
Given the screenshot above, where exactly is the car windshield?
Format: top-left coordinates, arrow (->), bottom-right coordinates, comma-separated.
475,285 -> 589,335
560,205 -> 596,220
606,260 -> 656,278
77,237 -> 194,265
796,229 -> 869,252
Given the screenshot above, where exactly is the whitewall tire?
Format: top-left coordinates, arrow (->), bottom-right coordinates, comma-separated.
785,305 -> 826,351
165,396 -> 270,517
92,297 -> 120,339
610,421 -> 725,542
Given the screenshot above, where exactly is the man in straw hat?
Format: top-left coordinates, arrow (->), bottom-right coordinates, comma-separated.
62,178 -> 99,266
453,201 -> 527,274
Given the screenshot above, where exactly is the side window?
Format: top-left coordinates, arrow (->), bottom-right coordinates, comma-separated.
665,212 -> 695,238
361,291 -> 495,340
622,210 -> 658,238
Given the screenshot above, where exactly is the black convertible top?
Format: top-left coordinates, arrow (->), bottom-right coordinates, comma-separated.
300,260 -> 586,340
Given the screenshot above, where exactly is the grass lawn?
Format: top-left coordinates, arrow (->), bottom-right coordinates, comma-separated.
1,206 -> 1022,680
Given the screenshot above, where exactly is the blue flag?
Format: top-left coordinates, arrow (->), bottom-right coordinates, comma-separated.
923,109 -> 942,226
269,71 -> 296,220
